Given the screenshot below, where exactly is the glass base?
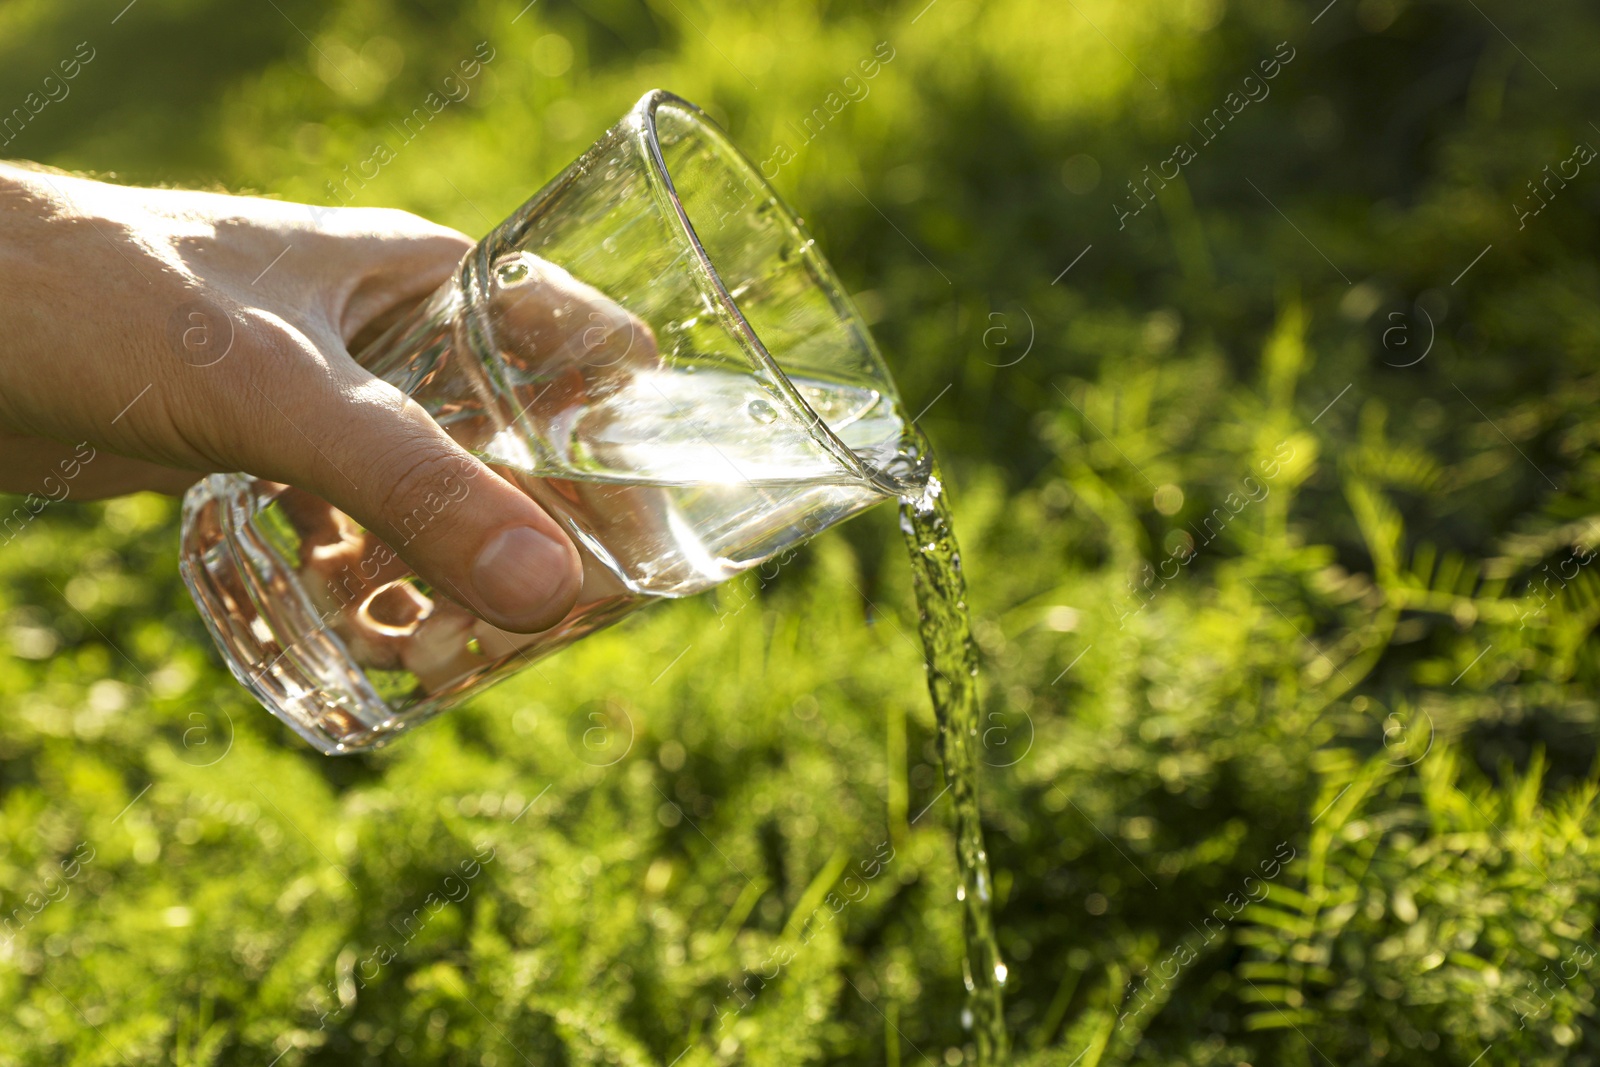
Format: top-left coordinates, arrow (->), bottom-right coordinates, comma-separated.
179,474 -> 406,754
179,472 -> 654,755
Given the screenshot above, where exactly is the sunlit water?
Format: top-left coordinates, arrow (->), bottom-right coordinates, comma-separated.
482,366 -> 909,489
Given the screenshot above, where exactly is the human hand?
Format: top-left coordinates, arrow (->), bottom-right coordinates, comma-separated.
0,163 -> 589,634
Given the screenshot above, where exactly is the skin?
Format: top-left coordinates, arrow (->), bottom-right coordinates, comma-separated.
0,161 -> 593,635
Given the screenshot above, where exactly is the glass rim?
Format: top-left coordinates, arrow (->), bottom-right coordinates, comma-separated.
628,89 -> 914,494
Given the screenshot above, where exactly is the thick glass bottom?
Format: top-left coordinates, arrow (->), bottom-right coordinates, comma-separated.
178,473 -> 645,754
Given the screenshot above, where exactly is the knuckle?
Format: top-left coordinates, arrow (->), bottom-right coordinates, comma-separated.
366,435 -> 474,550
361,207 -> 471,246
220,321 -> 311,417
160,311 -> 298,467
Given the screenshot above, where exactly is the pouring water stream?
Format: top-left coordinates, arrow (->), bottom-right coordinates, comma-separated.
897,436 -> 1010,1064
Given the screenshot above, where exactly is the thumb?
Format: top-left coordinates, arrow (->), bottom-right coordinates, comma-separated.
265,367 -> 583,635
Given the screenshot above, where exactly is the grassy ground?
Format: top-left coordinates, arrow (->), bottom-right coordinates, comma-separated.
4,0 -> 1600,1063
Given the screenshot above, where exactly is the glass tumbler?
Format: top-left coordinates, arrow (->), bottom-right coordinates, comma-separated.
179,89 -> 928,754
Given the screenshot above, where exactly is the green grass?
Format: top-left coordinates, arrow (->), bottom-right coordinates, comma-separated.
6,0 -> 1600,1063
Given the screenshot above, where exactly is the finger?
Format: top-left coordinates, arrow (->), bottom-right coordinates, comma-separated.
287,374 -> 581,634
489,252 -> 658,372
321,210 -> 477,350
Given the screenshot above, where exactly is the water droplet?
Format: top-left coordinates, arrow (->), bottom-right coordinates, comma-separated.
956,883 -> 966,902
976,870 -> 991,903
994,961 -> 1009,985
747,398 -> 777,424
494,257 -> 530,286
960,1007 -> 974,1028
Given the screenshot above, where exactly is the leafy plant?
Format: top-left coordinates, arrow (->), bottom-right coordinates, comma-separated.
4,0 -> 1600,1063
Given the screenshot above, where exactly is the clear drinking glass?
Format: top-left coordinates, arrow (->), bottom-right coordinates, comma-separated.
179,89 -> 928,755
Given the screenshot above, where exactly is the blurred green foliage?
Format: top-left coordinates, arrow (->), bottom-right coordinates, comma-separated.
5,0 -> 1600,1063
